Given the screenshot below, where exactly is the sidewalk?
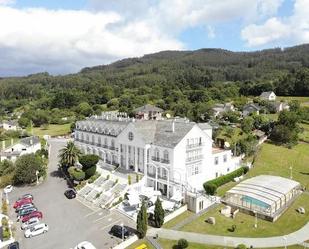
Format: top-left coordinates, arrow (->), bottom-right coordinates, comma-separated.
148,222 -> 309,248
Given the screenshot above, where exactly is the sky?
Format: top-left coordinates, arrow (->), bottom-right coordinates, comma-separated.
0,0 -> 308,76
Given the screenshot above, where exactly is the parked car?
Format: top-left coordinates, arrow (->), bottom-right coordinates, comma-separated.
4,185 -> 13,194
110,225 -> 131,239
24,223 -> 48,238
21,211 -> 43,223
21,217 -> 40,230
17,207 -> 38,220
74,241 -> 96,249
13,198 -> 32,209
64,189 -> 76,199
15,203 -> 35,213
7,241 -> 19,249
18,194 -> 33,201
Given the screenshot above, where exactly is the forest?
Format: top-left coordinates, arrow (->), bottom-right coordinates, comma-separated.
1,43 -> 309,125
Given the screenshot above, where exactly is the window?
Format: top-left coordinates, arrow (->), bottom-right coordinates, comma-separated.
98,137 -> 101,146
128,132 -> 134,141
223,154 -> 227,163
104,138 -> 108,146
155,148 -> 160,159
214,157 -> 219,165
111,139 -> 115,148
215,172 -> 218,178
227,168 -> 230,172
92,135 -> 95,143
86,134 -> 89,142
194,165 -> 199,175
163,150 -> 169,161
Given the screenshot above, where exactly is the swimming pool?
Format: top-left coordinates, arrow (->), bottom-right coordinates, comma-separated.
242,196 -> 270,209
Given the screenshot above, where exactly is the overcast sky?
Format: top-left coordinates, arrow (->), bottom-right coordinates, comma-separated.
0,0 -> 307,76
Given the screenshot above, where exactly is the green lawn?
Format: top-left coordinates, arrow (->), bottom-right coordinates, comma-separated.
163,210 -> 194,229
126,238 -> 305,249
29,123 -> 72,138
180,193 -> 309,237
277,96 -> 309,106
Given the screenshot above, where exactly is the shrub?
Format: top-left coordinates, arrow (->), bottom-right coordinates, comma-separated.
128,175 -> 131,185
2,228 -> 11,240
177,239 -> 189,249
88,172 -> 100,184
76,180 -> 87,190
236,244 -> 247,249
243,166 -> 249,174
79,154 -> 99,170
2,200 -> 8,215
68,167 -> 85,181
84,165 -> 96,179
204,167 -> 247,195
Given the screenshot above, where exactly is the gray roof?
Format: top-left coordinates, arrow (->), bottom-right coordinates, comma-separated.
260,91 -> 275,98
0,151 -> 21,156
243,103 -> 261,111
20,136 -> 40,146
76,119 -> 130,137
227,175 -> 300,206
134,104 -> 163,113
197,123 -> 212,130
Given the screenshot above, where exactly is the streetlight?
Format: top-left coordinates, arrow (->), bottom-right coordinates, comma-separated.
283,236 -> 287,249
35,170 -> 39,185
120,222 -> 124,242
289,166 -> 293,179
253,211 -> 258,228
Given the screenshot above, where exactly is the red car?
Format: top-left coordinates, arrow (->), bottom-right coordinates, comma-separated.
13,198 -> 32,209
21,211 -> 43,223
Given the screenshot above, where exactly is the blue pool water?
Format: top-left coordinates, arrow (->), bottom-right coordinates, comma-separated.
242,196 -> 270,209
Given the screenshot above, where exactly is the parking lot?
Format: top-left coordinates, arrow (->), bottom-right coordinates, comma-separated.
7,139 -> 135,249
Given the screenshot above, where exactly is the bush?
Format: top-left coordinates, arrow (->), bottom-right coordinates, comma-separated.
68,167 -> 85,181
177,239 -> 189,249
236,244 -> 247,249
2,200 -> 8,215
75,180 -> 87,190
204,167 -> 247,195
79,154 -> 99,170
2,228 -> 11,240
88,172 -> 100,184
84,165 -> 97,179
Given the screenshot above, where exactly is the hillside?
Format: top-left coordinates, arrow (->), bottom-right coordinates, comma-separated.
0,44 -> 309,123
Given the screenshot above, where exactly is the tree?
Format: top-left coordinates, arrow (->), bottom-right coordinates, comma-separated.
13,154 -> 46,185
154,197 -> 164,228
271,125 -> 298,145
136,201 -> 148,238
58,141 -> 81,168
241,117 -> 254,133
68,166 -> 85,181
77,102 -> 93,117
78,154 -> 99,169
0,160 -> 15,176
177,239 -> 189,249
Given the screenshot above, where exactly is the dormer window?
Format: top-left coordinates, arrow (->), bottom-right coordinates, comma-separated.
128,132 -> 134,141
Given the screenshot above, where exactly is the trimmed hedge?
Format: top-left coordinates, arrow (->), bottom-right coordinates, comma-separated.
203,166 -> 249,195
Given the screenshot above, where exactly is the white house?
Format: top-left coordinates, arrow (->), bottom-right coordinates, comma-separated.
74,112 -> 242,208
1,120 -> 19,131
273,102 -> 290,112
260,91 -> 276,101
134,104 -> 164,120
0,136 -> 41,162
242,103 -> 261,116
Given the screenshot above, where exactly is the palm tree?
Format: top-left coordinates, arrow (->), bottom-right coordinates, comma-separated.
58,141 -> 81,169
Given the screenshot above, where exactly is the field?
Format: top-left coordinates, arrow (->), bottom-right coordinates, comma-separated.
163,210 -> 194,229
29,124 -> 72,138
126,238 -> 305,249
277,96 -> 309,107
300,122 -> 309,143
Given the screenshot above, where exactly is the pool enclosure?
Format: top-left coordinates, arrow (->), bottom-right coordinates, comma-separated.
223,175 -> 302,221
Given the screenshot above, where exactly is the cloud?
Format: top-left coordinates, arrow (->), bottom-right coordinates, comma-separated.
0,0 -> 285,76
0,6 -> 182,76
241,0 -> 309,47
0,0 -> 15,5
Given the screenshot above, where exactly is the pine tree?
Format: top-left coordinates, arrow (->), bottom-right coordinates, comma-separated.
136,201 -> 148,238
154,197 -> 165,228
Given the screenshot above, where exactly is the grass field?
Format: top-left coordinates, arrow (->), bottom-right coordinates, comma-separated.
300,123 -> 309,143
277,96 -> 309,104
29,123 -> 72,137
126,238 -> 305,249
163,210 -> 194,229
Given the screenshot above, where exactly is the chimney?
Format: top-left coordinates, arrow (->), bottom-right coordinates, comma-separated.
30,139 -> 33,145
172,120 -> 175,133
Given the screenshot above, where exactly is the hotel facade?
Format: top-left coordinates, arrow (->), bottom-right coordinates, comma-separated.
74,112 -> 241,201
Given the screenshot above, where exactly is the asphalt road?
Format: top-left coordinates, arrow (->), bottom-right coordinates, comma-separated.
7,138 -> 135,249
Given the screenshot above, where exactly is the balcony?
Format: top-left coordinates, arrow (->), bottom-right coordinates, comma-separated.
147,172 -> 167,180
186,143 -> 204,150
186,154 -> 203,162
152,157 -> 160,162
160,159 -> 170,164
109,146 -> 118,151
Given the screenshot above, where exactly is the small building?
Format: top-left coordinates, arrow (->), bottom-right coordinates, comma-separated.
252,129 -> 267,145
212,103 -> 235,117
133,104 -> 163,120
223,175 -> 302,222
242,103 -> 261,116
1,120 -> 19,131
0,136 -> 41,162
260,91 -> 276,101
273,102 -> 290,112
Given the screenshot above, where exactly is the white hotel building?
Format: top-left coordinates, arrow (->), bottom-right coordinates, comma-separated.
74,112 -> 241,205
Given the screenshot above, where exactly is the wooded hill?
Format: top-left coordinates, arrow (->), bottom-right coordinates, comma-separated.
1,43 -> 309,123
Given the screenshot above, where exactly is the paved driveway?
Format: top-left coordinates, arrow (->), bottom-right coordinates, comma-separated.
7,139 -> 135,249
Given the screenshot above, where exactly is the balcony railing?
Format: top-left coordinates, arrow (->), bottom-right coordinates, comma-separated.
152,157 -> 160,162
186,143 -> 204,149
151,157 -> 170,164
186,154 -> 203,162
160,159 -> 170,164
147,172 -> 167,180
